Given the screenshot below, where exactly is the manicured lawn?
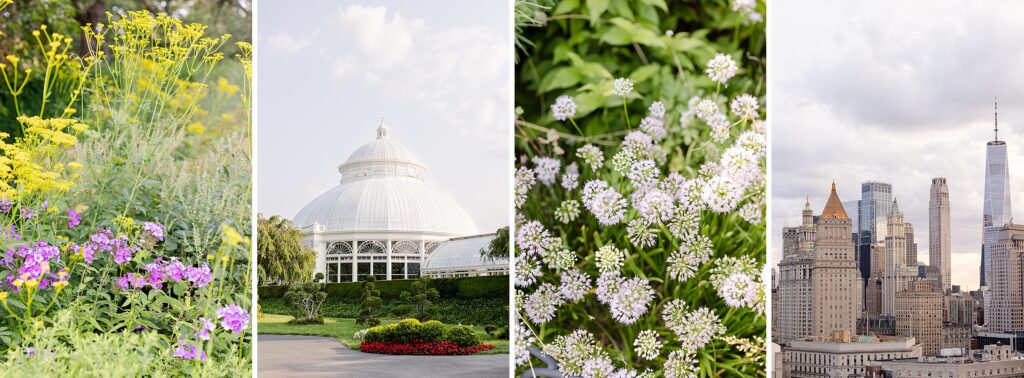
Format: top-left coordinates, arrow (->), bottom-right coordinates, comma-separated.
258,313 -> 509,355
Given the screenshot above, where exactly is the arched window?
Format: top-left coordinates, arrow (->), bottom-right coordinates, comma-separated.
392,241 -> 420,255
327,241 -> 353,255
357,240 -> 386,255
425,241 -> 443,254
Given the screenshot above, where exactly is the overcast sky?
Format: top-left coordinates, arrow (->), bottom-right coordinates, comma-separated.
256,1 -> 510,232
770,0 -> 1024,291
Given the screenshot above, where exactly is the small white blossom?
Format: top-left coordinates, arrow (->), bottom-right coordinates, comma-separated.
613,77 -> 634,96
706,53 -> 738,84
596,271 -> 622,304
639,116 -> 666,141
551,95 -> 577,121
560,269 -> 591,302
720,146 -> 762,187
532,156 -> 561,185
576,144 -> 605,172
663,301 -> 725,349
514,167 -> 535,209
544,248 -> 577,271
514,254 -> 541,288
525,283 -> 564,323
581,355 -> 616,378
702,175 -> 742,212
664,349 -> 699,378
611,150 -> 637,175
739,201 -> 763,224
608,276 -> 654,324
516,220 -> 559,257
633,330 -> 662,360
720,272 -> 759,308
667,208 -> 700,240
513,318 -> 535,366
730,93 -> 759,120
668,233 -> 713,281
627,159 -> 659,188
648,101 -> 666,118
708,112 -> 731,142
627,219 -> 657,249
562,162 -> 580,190
679,96 -> 701,128
555,200 -> 581,223
694,99 -> 720,121
595,245 -> 625,273
582,180 -> 627,225
737,130 -> 766,156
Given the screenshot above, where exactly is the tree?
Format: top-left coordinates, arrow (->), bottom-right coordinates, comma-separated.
257,214 -> 316,285
480,226 -> 509,261
395,277 -> 440,321
283,282 -> 326,324
358,275 -> 382,326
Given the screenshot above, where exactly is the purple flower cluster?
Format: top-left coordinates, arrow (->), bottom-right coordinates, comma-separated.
173,339 -> 207,361
142,222 -> 164,242
67,208 -> 81,229
0,198 -> 11,213
81,228 -> 134,265
1,242 -> 67,292
117,257 -> 213,291
196,317 -> 215,340
216,304 -> 250,333
4,225 -> 20,241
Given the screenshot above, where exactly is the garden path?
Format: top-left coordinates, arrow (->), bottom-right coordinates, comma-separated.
257,335 -> 509,377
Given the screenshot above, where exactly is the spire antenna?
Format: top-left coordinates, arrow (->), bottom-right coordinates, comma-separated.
376,117 -> 389,139
995,97 -> 999,141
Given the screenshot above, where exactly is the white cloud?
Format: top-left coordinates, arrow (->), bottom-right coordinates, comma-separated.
264,29 -> 319,55
331,54 -> 358,79
337,5 -> 423,69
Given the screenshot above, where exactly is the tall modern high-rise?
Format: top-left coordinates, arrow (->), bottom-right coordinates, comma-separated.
929,177 -> 951,292
983,100 -> 1012,290
859,182 -> 893,283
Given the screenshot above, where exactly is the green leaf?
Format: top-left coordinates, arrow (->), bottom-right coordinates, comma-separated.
539,67 -> 583,92
574,91 -> 607,118
599,25 -> 632,46
553,0 -> 579,15
640,0 -> 668,12
629,64 -> 661,83
587,0 -> 610,24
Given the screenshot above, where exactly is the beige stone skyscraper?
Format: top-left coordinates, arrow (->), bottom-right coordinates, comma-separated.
883,200 -> 918,316
930,177 -> 952,292
811,182 -> 860,337
895,279 -> 944,356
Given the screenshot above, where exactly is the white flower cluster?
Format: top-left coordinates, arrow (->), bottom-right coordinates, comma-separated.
514,60 -> 766,376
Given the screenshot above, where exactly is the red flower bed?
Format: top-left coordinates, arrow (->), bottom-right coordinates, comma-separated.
360,341 -> 496,355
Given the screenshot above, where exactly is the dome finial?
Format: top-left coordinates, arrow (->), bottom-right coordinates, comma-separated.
377,117 -> 389,139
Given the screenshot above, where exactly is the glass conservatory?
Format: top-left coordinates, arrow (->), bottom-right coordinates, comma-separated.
293,121 -> 481,282
422,234 -> 509,278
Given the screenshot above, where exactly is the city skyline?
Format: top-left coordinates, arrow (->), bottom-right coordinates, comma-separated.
771,0 -> 1024,291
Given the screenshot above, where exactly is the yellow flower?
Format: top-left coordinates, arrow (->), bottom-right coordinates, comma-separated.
0,291 -> 7,303
221,255 -> 229,264
53,280 -> 68,292
34,320 -> 43,329
186,123 -> 206,135
220,113 -> 235,121
68,162 -> 83,170
12,279 -> 23,288
221,224 -> 247,246
206,254 -> 213,261
25,279 -> 39,290
216,77 -> 239,95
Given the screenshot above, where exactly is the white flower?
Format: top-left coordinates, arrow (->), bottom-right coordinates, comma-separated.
668,234 -> 713,281
694,99 -> 720,121
679,96 -> 701,128
633,330 -> 663,360
607,276 -> 654,324
732,0 -> 755,13
708,112 -> 731,143
532,156 -> 561,185
595,245 -> 625,273
544,248 -> 577,271
720,272 -> 759,308
730,93 -> 759,120
547,330 -> 604,376
667,208 -> 700,240
596,271 -> 623,304
663,301 -> 725,349
627,159 -> 659,188
514,254 -> 541,288
513,318 -> 536,366
560,269 -> 592,302
706,53 -> 738,84
720,146 -> 762,187
627,218 -> 657,249
516,220 -> 559,257
562,162 -> 580,190
576,144 -> 605,172
737,130 -> 766,156
611,150 -> 637,175
514,167 -> 535,209
582,180 -> 627,225
639,115 -> 666,141
739,201 -> 763,224
710,255 -> 760,289
702,175 -> 742,212
525,283 -> 564,323
613,77 -> 634,96
664,349 -> 699,378
581,355 -> 616,378
551,95 -> 577,121
648,101 -> 666,118
555,200 -> 581,223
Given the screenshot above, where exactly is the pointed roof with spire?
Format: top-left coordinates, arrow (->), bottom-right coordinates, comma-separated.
821,180 -> 849,219
892,198 -> 901,215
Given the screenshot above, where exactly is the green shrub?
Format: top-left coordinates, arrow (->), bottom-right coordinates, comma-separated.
358,275 -> 382,326
361,319 -> 481,346
446,325 -> 480,347
259,297 -> 508,327
257,275 -> 509,300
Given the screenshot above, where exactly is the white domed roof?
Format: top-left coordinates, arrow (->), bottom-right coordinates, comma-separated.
293,121 -> 477,235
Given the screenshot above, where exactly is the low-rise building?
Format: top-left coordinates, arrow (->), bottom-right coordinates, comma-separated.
869,344 -> 1024,377
782,331 -> 922,378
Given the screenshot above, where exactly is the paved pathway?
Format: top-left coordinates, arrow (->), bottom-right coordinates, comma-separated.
257,335 -> 509,377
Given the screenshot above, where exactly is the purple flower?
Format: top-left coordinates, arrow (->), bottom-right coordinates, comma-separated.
112,237 -> 134,265
173,340 -> 206,361
5,225 -> 20,241
89,228 -> 115,252
20,207 -> 33,219
25,347 -> 35,357
196,317 -> 215,340
67,208 -> 81,229
0,198 -> 11,213
164,259 -> 187,281
185,264 -> 212,287
142,222 -> 164,242
117,273 -> 146,290
216,304 -> 249,333
145,261 -> 166,289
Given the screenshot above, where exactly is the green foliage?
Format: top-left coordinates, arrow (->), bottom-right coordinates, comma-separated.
257,275 -> 509,300
395,277 -> 440,322
257,214 -> 316,285
284,282 -> 326,324
480,226 -> 510,260
260,297 -> 508,328
358,275 -> 382,326
361,318 -> 482,347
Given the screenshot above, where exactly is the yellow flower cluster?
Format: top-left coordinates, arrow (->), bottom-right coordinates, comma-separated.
221,224 -> 249,247
0,116 -> 89,199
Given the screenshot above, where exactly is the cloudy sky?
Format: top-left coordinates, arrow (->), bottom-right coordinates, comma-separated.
771,0 -> 1024,291
257,1 -> 510,232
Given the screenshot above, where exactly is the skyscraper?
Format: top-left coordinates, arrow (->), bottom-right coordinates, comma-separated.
882,200 -> 919,317
983,100 -> 1012,289
929,177 -> 951,292
812,182 -> 860,337
860,182 -> 893,284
